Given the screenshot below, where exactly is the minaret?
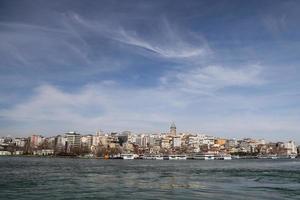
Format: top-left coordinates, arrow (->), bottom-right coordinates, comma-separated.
170,122 -> 176,136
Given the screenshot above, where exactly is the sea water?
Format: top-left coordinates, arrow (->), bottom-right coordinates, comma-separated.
0,157 -> 299,199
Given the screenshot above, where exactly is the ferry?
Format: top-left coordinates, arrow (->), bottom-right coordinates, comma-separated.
168,155 -> 187,160
216,154 -> 232,160
270,155 -> 278,159
192,154 -> 215,160
143,155 -> 164,160
257,154 -> 278,159
232,155 -> 240,159
121,154 -> 135,160
163,155 -> 170,160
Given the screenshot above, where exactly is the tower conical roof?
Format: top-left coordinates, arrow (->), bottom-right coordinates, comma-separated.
170,122 -> 176,129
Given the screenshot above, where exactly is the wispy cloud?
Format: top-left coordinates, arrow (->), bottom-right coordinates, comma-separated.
161,64 -> 264,94
67,12 -> 211,60
115,27 -> 207,59
0,83 -> 175,134
0,19 -> 125,73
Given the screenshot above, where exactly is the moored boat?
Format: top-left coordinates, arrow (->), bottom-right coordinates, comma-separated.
192,153 -> 215,160
168,155 -> 187,160
143,155 -> 164,160
289,154 -> 297,159
121,154 -> 135,160
217,154 -> 232,160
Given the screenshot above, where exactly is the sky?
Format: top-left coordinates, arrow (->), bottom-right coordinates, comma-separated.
0,0 -> 300,142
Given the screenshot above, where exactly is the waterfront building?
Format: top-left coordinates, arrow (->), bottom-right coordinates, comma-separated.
46,136 -> 56,149
0,137 -> 4,144
66,132 -> 81,152
225,139 -> 238,148
239,140 -> 252,153
55,135 -> 67,153
135,135 -> 142,146
172,136 -> 181,148
214,138 -> 227,146
284,141 -> 297,155
148,135 -> 155,146
14,138 -> 27,148
187,135 -> 200,147
161,138 -> 171,149
142,135 -> 150,147
200,135 -> 215,147
81,135 -> 93,148
30,135 -> 44,147
127,133 -> 136,144
149,145 -> 161,154
30,134 -> 44,148
92,135 -> 101,146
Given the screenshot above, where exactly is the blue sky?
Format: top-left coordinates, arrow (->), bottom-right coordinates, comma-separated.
0,0 -> 300,142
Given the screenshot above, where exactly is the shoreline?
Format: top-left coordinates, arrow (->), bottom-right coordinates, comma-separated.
0,154 -> 298,161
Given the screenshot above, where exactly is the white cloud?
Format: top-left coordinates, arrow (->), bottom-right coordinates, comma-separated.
67,13 -> 211,60
0,20 -> 125,74
116,28 -> 207,59
161,64 -> 264,94
0,83 -> 177,133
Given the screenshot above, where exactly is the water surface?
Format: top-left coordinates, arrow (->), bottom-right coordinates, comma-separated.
0,157 -> 299,199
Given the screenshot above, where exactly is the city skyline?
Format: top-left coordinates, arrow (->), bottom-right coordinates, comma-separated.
1,0 -> 300,143
1,122 -> 298,144
1,121 -> 298,159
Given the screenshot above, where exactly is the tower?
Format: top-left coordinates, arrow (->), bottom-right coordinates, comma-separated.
170,122 -> 176,136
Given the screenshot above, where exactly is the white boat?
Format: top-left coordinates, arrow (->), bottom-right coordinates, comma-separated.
258,154 -> 278,159
121,154 -> 135,160
168,155 -> 187,160
270,154 -> 278,159
289,154 -> 297,159
257,155 -> 268,159
218,154 -> 232,160
143,155 -> 164,160
192,154 -> 215,160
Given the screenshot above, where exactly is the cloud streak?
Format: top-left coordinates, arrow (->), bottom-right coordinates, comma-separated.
161,64 -> 264,94
67,12 -> 211,60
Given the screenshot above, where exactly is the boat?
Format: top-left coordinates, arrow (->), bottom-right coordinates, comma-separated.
121,154 -> 135,160
257,155 -> 268,159
232,155 -> 240,159
168,155 -> 187,160
217,154 -> 232,160
192,153 -> 215,160
270,154 -> 278,159
289,154 -> 297,159
163,155 -> 169,160
143,155 -> 164,160
257,154 -> 278,159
